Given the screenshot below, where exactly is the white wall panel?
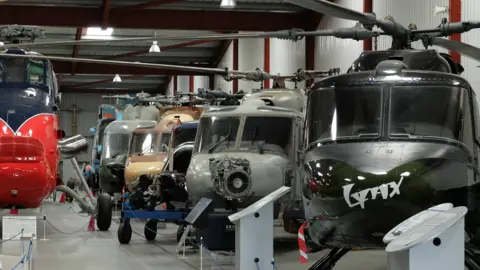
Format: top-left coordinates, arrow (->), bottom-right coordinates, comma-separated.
315,0 -> 363,75
166,79 -> 174,96
176,75 -> 190,94
238,34 -> 264,91
60,92 -> 115,162
194,76 -> 209,91
215,42 -> 234,93
373,0 -> 448,52
462,0 -> 480,99
270,39 -> 306,89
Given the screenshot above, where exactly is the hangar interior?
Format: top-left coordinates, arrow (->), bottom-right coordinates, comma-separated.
0,0 -> 479,269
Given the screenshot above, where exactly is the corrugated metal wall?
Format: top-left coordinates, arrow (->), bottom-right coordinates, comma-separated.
462,0 -> 480,102
270,38 -> 306,89
373,0 -> 448,52
215,43 -> 234,93
60,92 -> 115,162
315,0 -> 363,74
238,33 -> 265,91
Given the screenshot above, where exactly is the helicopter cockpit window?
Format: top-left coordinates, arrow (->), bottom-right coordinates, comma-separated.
160,132 -> 171,151
129,132 -> 159,155
103,133 -> 131,159
5,58 -> 26,83
173,127 -> 198,148
195,116 -> 240,153
389,86 -> 468,142
306,87 -> 382,145
27,60 -> 45,84
240,116 -> 293,156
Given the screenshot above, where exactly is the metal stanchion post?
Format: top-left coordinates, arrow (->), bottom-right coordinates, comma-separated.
200,237 -> 203,270
40,214 -> 48,241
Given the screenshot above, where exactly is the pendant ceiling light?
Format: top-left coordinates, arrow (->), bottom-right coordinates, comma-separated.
149,41 -> 161,53
113,74 -> 122,82
220,0 -> 236,9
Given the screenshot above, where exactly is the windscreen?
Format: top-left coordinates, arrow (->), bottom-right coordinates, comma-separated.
97,119 -> 115,147
389,86 -> 466,141
195,116 -> 240,153
1,58 -> 45,83
103,133 -> 131,159
240,116 -> 293,155
172,127 -> 198,148
306,87 -> 382,145
160,132 -> 171,150
129,132 -> 159,155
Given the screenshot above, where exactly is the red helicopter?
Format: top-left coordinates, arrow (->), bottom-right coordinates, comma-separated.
0,26 -> 66,209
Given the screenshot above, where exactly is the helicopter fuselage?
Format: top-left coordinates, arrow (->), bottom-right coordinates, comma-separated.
186,102 -> 303,215
0,50 -> 61,208
302,62 -> 480,248
241,88 -> 307,112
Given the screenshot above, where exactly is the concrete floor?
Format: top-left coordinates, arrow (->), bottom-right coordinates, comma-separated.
0,199 -> 390,270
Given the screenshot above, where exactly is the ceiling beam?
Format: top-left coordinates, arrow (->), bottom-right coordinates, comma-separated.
102,0 -> 112,29
101,39 -> 218,60
116,0 -> 187,10
52,61 -> 212,75
60,87 -> 164,94
0,6 -> 309,31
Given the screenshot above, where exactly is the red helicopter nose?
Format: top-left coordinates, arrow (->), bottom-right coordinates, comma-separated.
0,136 -> 45,163
0,136 -> 52,208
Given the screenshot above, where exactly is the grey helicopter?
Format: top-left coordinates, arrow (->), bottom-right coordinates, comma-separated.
183,68 -> 339,239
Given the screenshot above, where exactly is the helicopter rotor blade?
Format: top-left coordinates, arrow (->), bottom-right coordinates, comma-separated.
0,53 -> 225,75
282,0 -> 377,27
102,94 -> 135,100
430,37 -> 480,62
413,21 -> 480,37
0,27 -> 379,49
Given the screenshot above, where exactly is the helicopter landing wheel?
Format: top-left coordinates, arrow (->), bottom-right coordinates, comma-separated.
118,219 -> 132,244
96,193 -> 112,231
144,219 -> 158,241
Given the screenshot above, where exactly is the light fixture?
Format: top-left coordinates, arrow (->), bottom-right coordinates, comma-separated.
220,0 -> 236,9
149,41 -> 161,53
84,27 -> 114,40
0,41 -> 4,47
113,74 -> 122,82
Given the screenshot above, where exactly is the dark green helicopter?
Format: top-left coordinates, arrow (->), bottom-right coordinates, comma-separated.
276,0 -> 480,269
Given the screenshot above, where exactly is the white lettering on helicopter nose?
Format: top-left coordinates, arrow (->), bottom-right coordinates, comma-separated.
342,178 -> 403,209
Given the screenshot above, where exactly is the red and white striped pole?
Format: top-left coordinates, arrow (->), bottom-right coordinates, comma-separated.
298,221 -> 309,263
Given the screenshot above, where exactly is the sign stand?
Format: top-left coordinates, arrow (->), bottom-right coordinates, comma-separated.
384,204 -> 467,270
228,186 -> 291,270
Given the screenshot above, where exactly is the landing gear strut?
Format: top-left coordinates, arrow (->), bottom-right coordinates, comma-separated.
308,248 -> 350,270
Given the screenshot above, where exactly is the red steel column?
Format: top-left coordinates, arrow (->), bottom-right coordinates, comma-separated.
264,38 -> 270,88
232,39 -> 239,93
449,0 -> 461,63
189,75 -> 194,93
363,0 -> 373,51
